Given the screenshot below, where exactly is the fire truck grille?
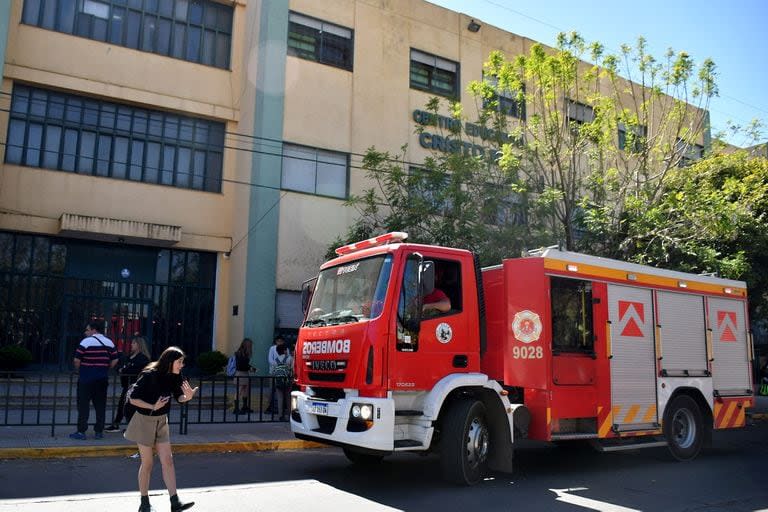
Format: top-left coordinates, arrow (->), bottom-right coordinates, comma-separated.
308,372 -> 345,383
308,387 -> 346,402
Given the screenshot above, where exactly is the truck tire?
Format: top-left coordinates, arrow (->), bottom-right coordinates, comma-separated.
342,447 -> 384,466
440,399 -> 489,485
663,394 -> 704,461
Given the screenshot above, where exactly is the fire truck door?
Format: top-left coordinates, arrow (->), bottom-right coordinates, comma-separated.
607,284 -> 658,430
708,297 -> 751,395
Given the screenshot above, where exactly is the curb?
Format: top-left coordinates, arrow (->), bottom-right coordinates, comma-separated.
0,439 -> 325,460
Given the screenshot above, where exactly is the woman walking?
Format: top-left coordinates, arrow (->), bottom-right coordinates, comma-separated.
233,338 -> 256,414
125,346 -> 199,512
105,335 -> 151,432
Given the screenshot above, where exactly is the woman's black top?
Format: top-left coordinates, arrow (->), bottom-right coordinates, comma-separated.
235,352 -> 251,372
118,353 -> 150,387
130,370 -> 183,416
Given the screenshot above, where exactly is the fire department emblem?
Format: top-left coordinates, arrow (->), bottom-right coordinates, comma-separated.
436,323 -> 453,344
512,310 -> 542,344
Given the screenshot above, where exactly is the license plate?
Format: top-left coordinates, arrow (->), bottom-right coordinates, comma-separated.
309,401 -> 329,416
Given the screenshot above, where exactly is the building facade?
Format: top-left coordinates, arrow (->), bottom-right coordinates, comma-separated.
0,0 -> 709,368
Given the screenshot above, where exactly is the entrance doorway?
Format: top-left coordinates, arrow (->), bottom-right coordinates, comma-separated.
60,296 -> 152,368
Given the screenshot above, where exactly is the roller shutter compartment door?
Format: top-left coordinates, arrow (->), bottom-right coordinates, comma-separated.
608,285 -> 658,429
657,292 -> 707,376
708,297 -> 750,394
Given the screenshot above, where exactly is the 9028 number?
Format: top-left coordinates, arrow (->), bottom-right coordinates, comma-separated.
513,345 -> 543,359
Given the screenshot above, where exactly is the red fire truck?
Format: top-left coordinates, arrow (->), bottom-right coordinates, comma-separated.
290,232 -> 754,485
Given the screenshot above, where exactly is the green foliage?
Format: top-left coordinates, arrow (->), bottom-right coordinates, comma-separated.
196,350 -> 228,376
0,345 -> 34,370
621,151 -> 768,317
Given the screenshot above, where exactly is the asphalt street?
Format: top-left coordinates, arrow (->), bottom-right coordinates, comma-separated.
1,421 -> 766,512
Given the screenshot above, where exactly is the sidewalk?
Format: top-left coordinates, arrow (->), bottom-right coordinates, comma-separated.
0,421 -> 323,460
0,395 -> 765,460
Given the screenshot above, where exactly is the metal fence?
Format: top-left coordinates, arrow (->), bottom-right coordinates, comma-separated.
0,371 -> 286,436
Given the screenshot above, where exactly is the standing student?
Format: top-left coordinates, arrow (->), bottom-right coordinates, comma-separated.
105,335 -> 151,432
125,346 -> 199,512
232,338 -> 256,414
70,321 -> 118,440
271,343 -> 294,421
265,336 -> 286,414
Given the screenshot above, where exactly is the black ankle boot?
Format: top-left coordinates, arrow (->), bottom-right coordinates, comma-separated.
170,493 -> 194,511
138,495 -> 152,512
241,397 -> 252,413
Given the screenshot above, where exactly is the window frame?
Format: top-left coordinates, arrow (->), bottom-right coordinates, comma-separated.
21,0 -> 233,69
410,49 -> 460,98
281,143 -> 349,199
482,74 -> 526,121
550,276 -> 595,355
618,123 -> 648,153
5,84 -> 225,193
287,11 -> 354,71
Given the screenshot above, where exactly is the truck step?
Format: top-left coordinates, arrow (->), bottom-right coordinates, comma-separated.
394,439 -> 423,448
590,439 -> 667,452
550,433 -> 598,441
395,410 -> 423,416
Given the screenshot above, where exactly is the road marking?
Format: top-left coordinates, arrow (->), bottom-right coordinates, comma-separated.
550,487 -> 641,512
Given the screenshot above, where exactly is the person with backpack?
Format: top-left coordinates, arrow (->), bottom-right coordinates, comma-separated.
70,321 -> 118,440
270,343 -> 294,421
231,338 -> 256,415
265,336 -> 287,414
105,335 -> 151,433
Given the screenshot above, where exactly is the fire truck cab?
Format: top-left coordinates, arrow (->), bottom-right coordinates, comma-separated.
290,233 -> 754,485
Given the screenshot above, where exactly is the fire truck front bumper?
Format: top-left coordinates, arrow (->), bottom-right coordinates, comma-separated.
290,390 -> 396,452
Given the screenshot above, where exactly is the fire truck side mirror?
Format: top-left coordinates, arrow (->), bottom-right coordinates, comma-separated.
421,260 -> 435,296
399,253 -> 424,333
301,277 -> 317,317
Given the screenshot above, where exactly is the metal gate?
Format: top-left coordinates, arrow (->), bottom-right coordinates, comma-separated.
60,296 -> 152,366
607,284 -> 658,430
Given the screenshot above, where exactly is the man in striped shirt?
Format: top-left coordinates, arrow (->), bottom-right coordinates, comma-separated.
70,321 -> 118,440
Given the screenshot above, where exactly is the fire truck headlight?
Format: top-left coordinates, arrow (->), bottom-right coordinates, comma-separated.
351,403 -> 373,421
291,395 -> 298,412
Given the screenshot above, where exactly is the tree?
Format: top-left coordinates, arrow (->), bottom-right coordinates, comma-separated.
469,33 -> 718,254
332,32 -> 719,266
621,150 -> 768,318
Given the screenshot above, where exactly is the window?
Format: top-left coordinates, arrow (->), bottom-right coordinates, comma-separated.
6,84 -> 224,192
550,277 -> 594,353
676,138 -> 705,167
618,124 -> 647,153
483,75 -> 526,120
281,144 -> 348,199
565,99 -> 594,126
410,49 -> 459,98
21,0 -> 233,69
482,187 -> 526,227
287,12 -> 353,71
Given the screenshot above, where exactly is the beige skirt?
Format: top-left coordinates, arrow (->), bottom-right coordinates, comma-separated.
124,412 -> 170,446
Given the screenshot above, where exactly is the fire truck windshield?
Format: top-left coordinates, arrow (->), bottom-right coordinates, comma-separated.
304,255 -> 393,327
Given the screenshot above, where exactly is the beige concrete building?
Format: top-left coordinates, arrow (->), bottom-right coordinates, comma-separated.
0,0 -> 709,368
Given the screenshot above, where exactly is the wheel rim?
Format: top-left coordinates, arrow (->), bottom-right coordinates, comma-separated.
465,416 -> 489,468
672,407 -> 696,449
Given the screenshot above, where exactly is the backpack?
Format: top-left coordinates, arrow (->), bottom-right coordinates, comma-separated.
226,354 -> 237,377
272,356 -> 293,388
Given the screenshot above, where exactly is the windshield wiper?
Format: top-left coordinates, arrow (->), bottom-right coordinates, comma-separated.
325,315 -> 359,325
303,318 -> 327,327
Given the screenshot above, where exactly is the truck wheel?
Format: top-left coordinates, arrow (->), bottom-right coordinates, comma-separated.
663,394 -> 704,461
440,399 -> 489,485
342,447 -> 383,466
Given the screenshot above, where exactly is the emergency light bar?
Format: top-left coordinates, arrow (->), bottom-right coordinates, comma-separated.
335,232 -> 408,255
